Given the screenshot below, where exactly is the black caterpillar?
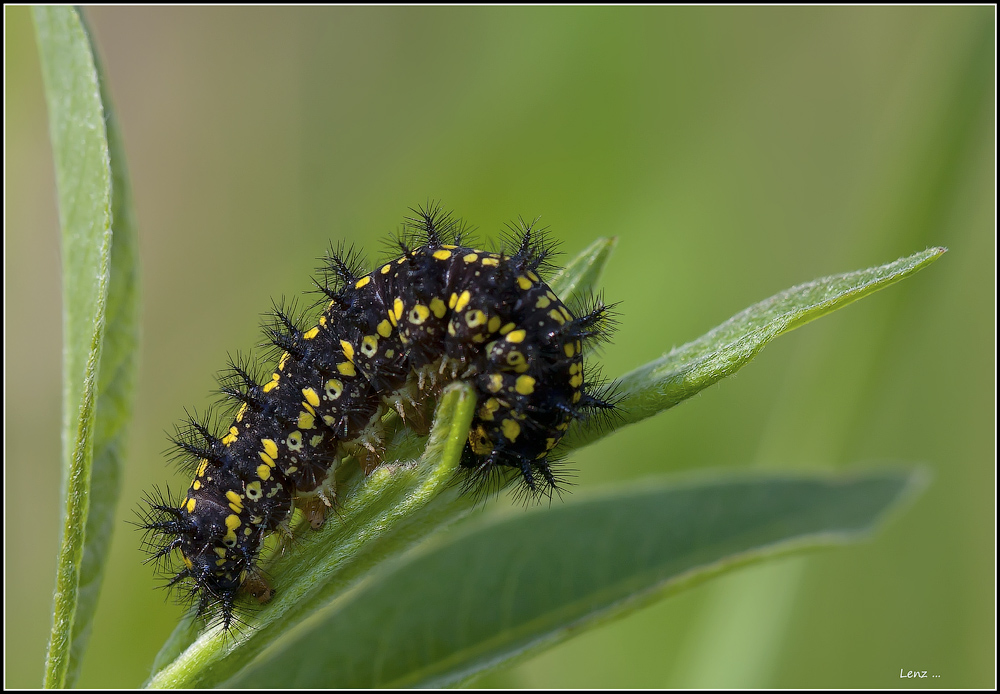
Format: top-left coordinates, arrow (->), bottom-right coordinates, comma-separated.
138,206 -> 617,630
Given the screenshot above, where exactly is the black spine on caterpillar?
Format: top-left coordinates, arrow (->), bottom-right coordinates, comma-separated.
137,205 -> 618,630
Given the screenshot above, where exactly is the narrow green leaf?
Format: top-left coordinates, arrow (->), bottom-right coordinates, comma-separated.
65,12 -> 141,689
32,6 -> 141,688
563,247 -> 947,451
224,469 -> 924,688
548,236 -> 618,303
145,382 -> 478,688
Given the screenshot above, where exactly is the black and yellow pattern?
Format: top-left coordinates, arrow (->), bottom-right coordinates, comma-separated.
138,206 -> 617,630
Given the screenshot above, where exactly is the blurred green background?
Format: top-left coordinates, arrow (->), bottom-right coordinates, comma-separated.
5,6 -> 994,688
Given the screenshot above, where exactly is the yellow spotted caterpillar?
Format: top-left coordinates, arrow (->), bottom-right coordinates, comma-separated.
138,205 -> 617,630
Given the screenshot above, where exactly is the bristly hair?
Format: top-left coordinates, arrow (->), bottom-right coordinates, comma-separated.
484,216 -> 560,280
391,201 -> 476,257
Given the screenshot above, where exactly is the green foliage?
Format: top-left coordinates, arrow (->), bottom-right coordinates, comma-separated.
33,6 -> 139,689
226,470 -> 924,689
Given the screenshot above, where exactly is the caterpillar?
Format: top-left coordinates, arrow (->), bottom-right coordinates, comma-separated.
138,205 -> 617,630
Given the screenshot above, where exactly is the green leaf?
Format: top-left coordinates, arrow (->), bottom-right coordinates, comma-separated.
145,240 -> 942,688
224,469 -> 924,688
145,382 -> 478,688
563,247 -> 947,452
33,6 -> 140,688
548,236 -> 618,302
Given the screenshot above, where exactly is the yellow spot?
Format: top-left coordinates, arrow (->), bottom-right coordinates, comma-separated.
569,363 -> 581,375
430,297 -> 447,319
487,374 -> 504,393
287,430 -> 303,451
298,411 -> 315,430
193,480 -> 201,490
433,249 -> 452,260
448,293 -> 458,309
259,451 -> 275,467
319,315 -> 327,326
263,373 -> 281,392
447,322 -> 457,336
226,514 -> 241,531
236,402 -> 248,422
547,437 -> 557,450
278,352 -> 291,370
197,459 -> 209,477
515,375 -> 536,395
310,434 -> 324,447
564,343 -> 576,357
392,298 -> 404,322
535,295 -> 551,309
455,290 -> 471,312
570,373 -> 584,388
572,391 -> 582,403
226,490 -> 243,508
501,419 -> 521,442
527,271 -> 540,282
355,275 -> 371,289
325,379 -> 343,400
385,349 -> 395,358
409,304 -> 430,324
517,276 -> 532,290
381,264 -> 392,275
186,497 -> 196,513
506,351 -> 525,368
506,329 -> 526,343
323,415 -> 336,426
215,547 -> 227,559
303,326 -> 320,340
480,398 -> 500,420
361,334 -> 378,357
377,319 -> 392,338
257,464 -> 271,480
487,316 -> 502,333
246,481 -> 262,500
261,438 -> 278,459
181,552 -> 193,569
302,387 -> 320,407
463,253 -> 478,263
465,310 -> 486,328
481,256 -> 499,267
341,340 -> 355,361
338,362 -> 357,377
499,322 -> 516,335
549,309 -> 567,325
442,244 -> 457,249
469,426 -> 493,455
